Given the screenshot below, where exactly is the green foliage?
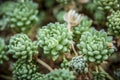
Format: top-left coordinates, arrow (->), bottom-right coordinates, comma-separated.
37,22 -> 72,60
8,33 -> 38,61
31,72 -> 44,80
77,28 -> 114,63
56,0 -> 71,4
0,0 -> 39,32
44,69 -> 75,80
84,1 -> 106,23
13,59 -> 38,80
60,58 -> 70,69
0,38 -> 8,64
55,11 -> 66,22
70,56 -> 88,73
107,10 -> 120,38
73,17 -> 92,42
92,71 -> 106,80
97,0 -> 119,12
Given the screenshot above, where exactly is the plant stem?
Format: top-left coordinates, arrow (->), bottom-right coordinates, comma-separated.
98,65 -> 114,80
36,58 -> 53,72
72,43 -> 78,56
0,75 -> 13,80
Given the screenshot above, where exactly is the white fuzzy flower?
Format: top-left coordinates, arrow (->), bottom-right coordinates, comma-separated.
64,10 -> 82,26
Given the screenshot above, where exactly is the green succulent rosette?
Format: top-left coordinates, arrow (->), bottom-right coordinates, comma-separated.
44,69 -> 75,80
92,71 -> 106,80
8,33 -> 38,61
37,22 -> 72,60
97,0 -> 119,12
0,0 -> 39,32
70,56 -> 88,73
31,72 -> 44,80
60,58 -> 70,69
107,10 -> 120,38
77,28 -> 114,63
73,17 -> 92,42
0,38 -> 9,64
13,59 -> 38,80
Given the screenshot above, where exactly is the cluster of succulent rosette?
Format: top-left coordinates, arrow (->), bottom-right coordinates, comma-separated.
0,0 -> 118,79
0,0 -> 39,32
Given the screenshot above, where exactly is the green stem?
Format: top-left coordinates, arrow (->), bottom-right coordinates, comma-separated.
0,75 -> 13,80
36,58 -> 53,72
98,65 -> 114,80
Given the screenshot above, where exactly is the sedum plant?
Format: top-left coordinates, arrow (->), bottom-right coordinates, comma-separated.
37,22 -> 72,60
77,28 -> 114,63
73,17 -> 92,42
0,0 -> 39,32
44,69 -> 75,80
70,56 -> 88,73
97,0 -> 119,12
60,58 -> 70,69
13,59 -> 38,80
31,72 -> 44,80
107,10 -> 120,38
0,38 -> 9,64
92,71 -> 106,80
8,33 -> 38,61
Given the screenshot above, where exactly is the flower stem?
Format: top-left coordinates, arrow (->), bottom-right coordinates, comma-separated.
72,43 -> 78,56
98,65 -> 114,80
36,58 -> 53,72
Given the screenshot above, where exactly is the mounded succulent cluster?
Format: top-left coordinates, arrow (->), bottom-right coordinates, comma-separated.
73,17 -> 92,42
77,28 -> 114,63
92,71 -> 106,80
107,10 -> 120,38
97,0 -> 119,12
56,0 -> 71,4
8,33 -> 38,61
44,69 -> 75,80
31,72 -> 44,80
0,38 -> 8,64
70,56 -> 88,73
37,22 -> 72,60
13,59 -> 38,80
0,0 -> 38,32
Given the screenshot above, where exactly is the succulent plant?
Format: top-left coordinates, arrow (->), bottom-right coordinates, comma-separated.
60,58 -> 70,69
77,28 -> 114,63
107,10 -> 120,38
45,69 -> 75,80
55,11 -> 66,22
97,0 -> 119,12
70,56 -> 88,73
8,33 -> 38,61
92,71 -> 106,80
0,0 -> 39,32
56,0 -> 71,4
0,38 -> 9,64
37,22 -> 72,60
73,17 -> 92,42
31,72 -> 44,80
13,59 -> 38,80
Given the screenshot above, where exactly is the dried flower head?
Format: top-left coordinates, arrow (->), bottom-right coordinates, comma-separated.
64,10 -> 82,26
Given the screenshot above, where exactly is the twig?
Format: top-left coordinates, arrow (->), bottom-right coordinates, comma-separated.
0,75 -> 13,80
36,58 -> 53,72
98,65 -> 114,80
